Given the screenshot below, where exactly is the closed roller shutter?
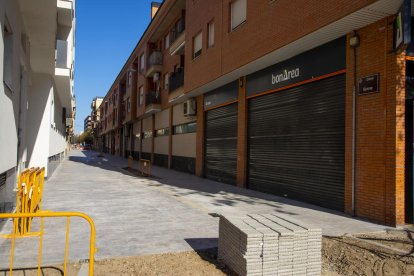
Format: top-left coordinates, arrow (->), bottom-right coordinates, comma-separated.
248,75 -> 345,211
205,103 -> 238,185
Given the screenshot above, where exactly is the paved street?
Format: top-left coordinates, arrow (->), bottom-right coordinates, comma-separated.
0,150 -> 391,268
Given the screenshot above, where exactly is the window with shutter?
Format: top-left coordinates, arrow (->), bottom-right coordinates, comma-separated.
193,32 -> 202,59
208,21 -> 215,48
230,0 -> 247,31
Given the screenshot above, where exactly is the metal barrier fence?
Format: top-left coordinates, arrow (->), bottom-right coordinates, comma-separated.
14,167 -> 45,236
0,211 -> 96,276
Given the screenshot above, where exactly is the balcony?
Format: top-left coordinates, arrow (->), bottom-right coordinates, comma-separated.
169,68 -> 184,92
54,40 -> 74,117
169,17 -> 185,56
56,40 -> 68,68
146,51 -> 163,77
168,68 -> 185,102
145,92 -> 161,115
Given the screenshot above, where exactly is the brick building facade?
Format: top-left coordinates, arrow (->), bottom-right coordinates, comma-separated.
96,0 -> 413,226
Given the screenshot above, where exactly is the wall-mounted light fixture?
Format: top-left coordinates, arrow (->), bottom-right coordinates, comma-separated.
239,77 -> 244,88
349,32 -> 360,48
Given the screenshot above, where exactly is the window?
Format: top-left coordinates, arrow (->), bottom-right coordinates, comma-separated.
155,127 -> 169,137
139,86 -> 144,105
3,17 -> 13,91
230,0 -> 247,31
173,122 -> 197,134
164,73 -> 169,90
140,53 -> 145,72
208,21 -> 215,48
165,34 -> 170,49
193,32 -> 202,59
127,97 -> 131,112
128,71 -> 132,87
143,130 -> 153,139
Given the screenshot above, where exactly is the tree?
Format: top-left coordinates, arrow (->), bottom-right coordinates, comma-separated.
82,129 -> 94,145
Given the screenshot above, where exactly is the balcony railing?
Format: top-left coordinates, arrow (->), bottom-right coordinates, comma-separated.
169,17 -> 185,45
169,68 -> 184,93
146,51 -> 163,77
145,92 -> 161,106
56,40 -> 68,69
148,51 -> 163,67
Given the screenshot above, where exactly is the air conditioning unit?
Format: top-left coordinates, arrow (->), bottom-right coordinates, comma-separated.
153,72 -> 160,82
183,99 -> 196,117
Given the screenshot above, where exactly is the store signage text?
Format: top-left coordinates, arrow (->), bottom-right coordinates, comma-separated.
358,74 -> 380,95
272,68 -> 300,85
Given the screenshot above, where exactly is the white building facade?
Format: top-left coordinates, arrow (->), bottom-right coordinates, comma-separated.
0,0 -> 75,213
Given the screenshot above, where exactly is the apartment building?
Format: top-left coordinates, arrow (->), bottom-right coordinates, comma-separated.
84,115 -> 92,132
0,0 -> 76,213
90,97 -> 103,149
98,0 -> 413,226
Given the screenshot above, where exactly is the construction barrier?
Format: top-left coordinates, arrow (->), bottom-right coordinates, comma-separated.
0,211 -> 96,276
127,155 -> 134,168
139,159 -> 151,177
14,167 -> 45,236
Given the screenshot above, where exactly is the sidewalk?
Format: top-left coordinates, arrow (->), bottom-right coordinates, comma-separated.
99,150 -> 388,236
0,150 -> 391,269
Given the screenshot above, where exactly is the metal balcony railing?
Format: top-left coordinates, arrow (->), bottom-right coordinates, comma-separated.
145,92 -> 161,106
148,51 -> 163,67
169,68 -> 184,93
169,17 -> 185,45
56,40 -> 68,69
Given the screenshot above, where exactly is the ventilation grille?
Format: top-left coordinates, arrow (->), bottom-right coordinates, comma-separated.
0,172 -> 6,188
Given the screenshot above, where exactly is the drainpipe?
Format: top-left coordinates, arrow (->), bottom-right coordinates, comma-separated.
350,31 -> 360,216
352,82 -> 356,216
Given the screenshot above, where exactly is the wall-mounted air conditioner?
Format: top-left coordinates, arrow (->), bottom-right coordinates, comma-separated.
183,99 -> 196,117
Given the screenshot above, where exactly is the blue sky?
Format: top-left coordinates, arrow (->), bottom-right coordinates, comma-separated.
74,0 -> 158,133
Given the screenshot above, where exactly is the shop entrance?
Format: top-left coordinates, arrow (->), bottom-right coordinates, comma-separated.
247,74 -> 346,211
204,103 -> 238,185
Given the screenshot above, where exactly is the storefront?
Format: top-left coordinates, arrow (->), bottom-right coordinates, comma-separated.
245,37 -> 346,210
203,82 -> 239,185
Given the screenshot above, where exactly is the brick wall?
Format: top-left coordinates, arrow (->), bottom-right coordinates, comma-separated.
345,17 -> 406,226
184,0 -> 377,93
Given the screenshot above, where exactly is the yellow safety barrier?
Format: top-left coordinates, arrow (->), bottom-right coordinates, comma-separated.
0,211 -> 96,276
13,167 -> 45,236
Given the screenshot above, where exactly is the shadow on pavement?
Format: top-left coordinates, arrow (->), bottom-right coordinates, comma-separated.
0,266 -> 64,275
184,238 -> 235,275
68,150 -> 380,226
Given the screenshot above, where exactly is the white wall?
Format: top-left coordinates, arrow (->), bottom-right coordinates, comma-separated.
26,74 -> 52,175
0,0 -> 26,174
49,84 -> 67,157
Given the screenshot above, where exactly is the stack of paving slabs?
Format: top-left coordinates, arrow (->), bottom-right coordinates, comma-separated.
218,214 -> 322,276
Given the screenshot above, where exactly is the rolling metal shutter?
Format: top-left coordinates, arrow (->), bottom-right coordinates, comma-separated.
248,75 -> 345,211
205,103 -> 238,185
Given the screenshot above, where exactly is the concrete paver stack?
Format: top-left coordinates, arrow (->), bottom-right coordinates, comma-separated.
218,214 -> 322,276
